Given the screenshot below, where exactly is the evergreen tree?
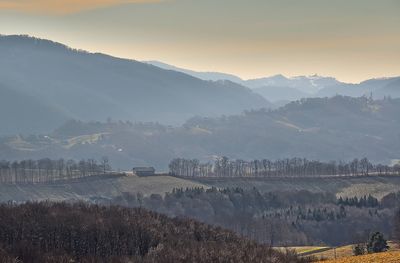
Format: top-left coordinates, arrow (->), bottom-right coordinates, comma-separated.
367,232 -> 389,253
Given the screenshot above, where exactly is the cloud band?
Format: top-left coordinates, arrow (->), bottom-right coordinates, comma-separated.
0,0 -> 162,14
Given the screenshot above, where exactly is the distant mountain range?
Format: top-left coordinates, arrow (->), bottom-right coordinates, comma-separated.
0,35 -> 271,135
317,77 -> 400,98
146,61 -> 400,102
144,61 -> 244,83
2,96 -> 399,169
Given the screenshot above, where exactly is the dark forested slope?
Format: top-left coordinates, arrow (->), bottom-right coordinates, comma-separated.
0,35 -> 270,135
0,202 -> 308,263
105,188 -> 397,246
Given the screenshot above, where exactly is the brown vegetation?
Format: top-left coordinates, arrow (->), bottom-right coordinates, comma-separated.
0,202 -> 310,263
318,251 -> 400,263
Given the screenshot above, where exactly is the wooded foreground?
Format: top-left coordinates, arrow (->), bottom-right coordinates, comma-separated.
0,202 -> 311,263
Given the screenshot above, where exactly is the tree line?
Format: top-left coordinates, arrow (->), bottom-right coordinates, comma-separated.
169,157 -> 400,178
0,157 -> 111,184
338,195 -> 379,208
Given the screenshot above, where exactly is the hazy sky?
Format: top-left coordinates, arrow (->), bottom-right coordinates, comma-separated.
0,0 -> 399,83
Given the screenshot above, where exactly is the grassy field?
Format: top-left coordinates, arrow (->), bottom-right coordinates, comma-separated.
65,133 -> 107,149
318,251 -> 400,263
275,246 -> 330,255
0,174 -> 207,202
282,241 -> 400,261
188,175 -> 400,199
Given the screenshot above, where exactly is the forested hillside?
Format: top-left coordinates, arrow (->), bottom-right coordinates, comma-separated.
105,187 -> 399,246
0,35 -> 269,135
1,96 -> 398,169
0,202 -> 309,263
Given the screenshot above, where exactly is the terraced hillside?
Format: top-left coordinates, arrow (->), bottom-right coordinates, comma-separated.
188,175 -> 400,199
1,173 -> 399,203
0,174 -> 207,202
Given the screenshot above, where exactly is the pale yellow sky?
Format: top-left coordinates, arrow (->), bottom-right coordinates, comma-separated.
0,0 -> 399,83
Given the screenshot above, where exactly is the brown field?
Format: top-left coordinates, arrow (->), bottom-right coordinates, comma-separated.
310,244 -> 362,260
0,174 -> 207,202
285,242 -> 400,262
318,251 -> 400,263
280,242 -> 400,261
316,242 -> 399,260
275,246 -> 329,255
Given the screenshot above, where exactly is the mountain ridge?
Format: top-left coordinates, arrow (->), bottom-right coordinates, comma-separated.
146,60 -> 400,102
0,35 -> 271,135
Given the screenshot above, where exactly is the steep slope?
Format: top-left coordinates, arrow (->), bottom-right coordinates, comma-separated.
0,35 -> 270,134
0,84 -> 68,135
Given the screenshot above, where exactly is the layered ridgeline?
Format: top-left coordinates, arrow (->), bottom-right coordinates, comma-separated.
1,96 -> 399,169
146,61 -> 400,103
247,75 -> 400,101
0,35 -> 270,135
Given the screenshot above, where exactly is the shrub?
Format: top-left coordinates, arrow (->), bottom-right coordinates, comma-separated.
352,243 -> 366,256
367,232 -> 389,253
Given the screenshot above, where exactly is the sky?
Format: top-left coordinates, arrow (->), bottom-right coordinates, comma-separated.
0,0 -> 399,83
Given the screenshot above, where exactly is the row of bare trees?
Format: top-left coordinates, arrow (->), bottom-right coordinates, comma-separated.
0,157 -> 111,184
169,157 -> 400,178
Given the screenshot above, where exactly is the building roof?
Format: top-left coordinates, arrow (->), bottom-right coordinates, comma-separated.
133,167 -> 155,172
